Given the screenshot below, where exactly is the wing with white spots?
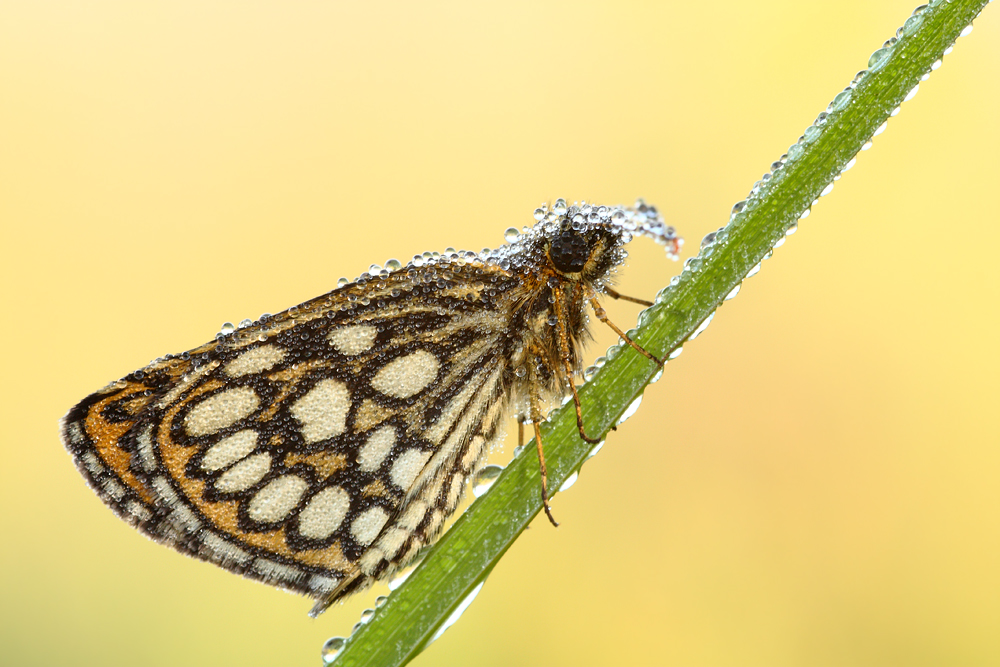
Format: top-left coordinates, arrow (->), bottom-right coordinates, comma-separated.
62,260 -> 515,609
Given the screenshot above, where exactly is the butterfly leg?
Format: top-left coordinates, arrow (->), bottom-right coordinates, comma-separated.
587,294 -> 666,366
527,373 -> 559,527
603,286 -> 653,307
552,285 -> 602,445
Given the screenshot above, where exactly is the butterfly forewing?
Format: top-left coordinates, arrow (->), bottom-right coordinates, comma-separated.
64,258 -> 516,605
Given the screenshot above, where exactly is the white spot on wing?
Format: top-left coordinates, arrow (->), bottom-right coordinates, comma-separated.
101,477 -> 126,501
461,435 -> 487,471
125,500 -> 152,522
201,429 -> 258,471
248,475 -> 309,523
398,500 -> 427,531
376,527 -> 409,560
253,558 -> 303,583
371,349 -> 440,399
172,503 -> 202,532
390,448 -> 433,490
82,451 -> 105,476
290,379 -> 350,444
224,345 -> 286,377
328,325 -> 377,355
425,371 -> 482,444
185,387 -> 259,437
309,574 -> 340,594
66,421 -> 85,446
298,486 -> 351,539
215,452 -> 272,492
136,425 -> 156,473
357,425 -> 396,472
202,531 -> 251,565
351,506 -> 389,546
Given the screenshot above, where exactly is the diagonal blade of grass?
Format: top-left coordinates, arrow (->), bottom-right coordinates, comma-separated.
332,1 -> 991,664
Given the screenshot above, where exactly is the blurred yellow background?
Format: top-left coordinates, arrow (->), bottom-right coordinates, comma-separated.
2,1 -> 998,665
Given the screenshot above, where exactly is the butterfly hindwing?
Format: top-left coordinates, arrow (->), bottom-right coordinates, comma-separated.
64,260 -> 515,604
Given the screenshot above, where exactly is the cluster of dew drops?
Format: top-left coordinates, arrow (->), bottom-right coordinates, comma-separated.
320,3 -> 985,660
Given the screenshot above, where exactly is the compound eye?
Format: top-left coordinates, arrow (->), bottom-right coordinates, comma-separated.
549,228 -> 590,273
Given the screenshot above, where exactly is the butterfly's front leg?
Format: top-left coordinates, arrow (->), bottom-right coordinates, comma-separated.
526,360 -> 559,528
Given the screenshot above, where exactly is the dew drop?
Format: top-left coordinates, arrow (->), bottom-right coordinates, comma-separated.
385,259 -> 402,271
388,560 -> 422,591
873,121 -> 888,137
473,465 -> 504,497
533,207 -> 545,221
903,84 -> 919,102
831,89 -> 852,112
902,14 -> 924,36
558,471 -> 579,492
359,608 -> 375,623
890,106 -> 901,117
747,262 -> 762,278
218,322 -> 235,335
238,318 -> 253,329
688,312 -> 715,340
861,141 -> 873,151
586,440 -> 605,459
868,46 -> 892,71
375,595 -> 388,608
428,580 -> 486,645
798,209 -> 811,220
785,223 -> 798,236
553,199 -> 568,215
820,183 -> 835,197
724,283 -> 742,300
321,637 -> 347,664
960,24 -> 973,37
504,227 -> 520,243
931,59 -> 942,70
368,264 -> 381,275
730,200 -> 746,219
843,157 -> 857,172
803,125 -> 823,143
617,395 -> 644,425
649,366 -> 664,384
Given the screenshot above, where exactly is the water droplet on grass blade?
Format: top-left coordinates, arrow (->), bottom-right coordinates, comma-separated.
559,471 -> 579,492
617,395 -> 643,425
321,637 -> 347,664
473,465 -> 504,497
688,313 -> 715,340
428,580 -> 486,645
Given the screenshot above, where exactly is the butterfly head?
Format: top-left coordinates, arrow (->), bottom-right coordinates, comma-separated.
499,199 -> 681,284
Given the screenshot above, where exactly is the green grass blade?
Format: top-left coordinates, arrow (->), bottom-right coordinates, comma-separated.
330,1 -> 991,664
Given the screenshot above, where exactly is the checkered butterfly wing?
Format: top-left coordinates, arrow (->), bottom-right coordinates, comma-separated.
62,258 -> 517,612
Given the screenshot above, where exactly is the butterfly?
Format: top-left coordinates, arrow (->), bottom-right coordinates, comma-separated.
61,199 -> 680,616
